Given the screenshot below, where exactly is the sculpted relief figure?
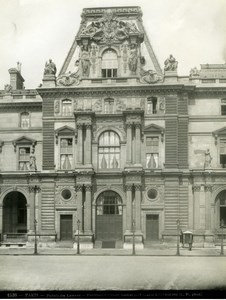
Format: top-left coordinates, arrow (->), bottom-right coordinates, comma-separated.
44,59 -> 57,75
57,60 -> 80,86
139,56 -> 161,84
4,84 -> 13,93
79,9 -> 142,44
81,45 -> 90,77
164,54 -> 178,71
128,44 -> 138,73
204,149 -> 212,168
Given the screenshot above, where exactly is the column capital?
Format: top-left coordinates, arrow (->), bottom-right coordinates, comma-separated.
84,123 -> 92,129
192,185 -> 201,192
205,185 -> 212,192
134,184 -> 142,191
126,122 -> 133,128
134,123 -> 141,129
77,123 -> 83,129
125,184 -> 133,191
29,185 -> 41,193
85,185 -> 92,192
75,184 -> 83,192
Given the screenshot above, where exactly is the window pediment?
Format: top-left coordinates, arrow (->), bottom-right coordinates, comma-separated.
144,124 -> 164,142
12,136 -> 37,152
55,126 -> 76,144
213,126 -> 226,144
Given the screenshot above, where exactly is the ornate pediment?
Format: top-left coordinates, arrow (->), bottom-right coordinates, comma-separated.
77,9 -> 143,45
12,136 -> 37,152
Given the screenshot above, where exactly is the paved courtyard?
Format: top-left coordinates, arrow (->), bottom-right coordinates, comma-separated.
0,255 -> 226,291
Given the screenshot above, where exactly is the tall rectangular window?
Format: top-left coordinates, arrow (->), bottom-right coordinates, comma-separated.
220,138 -> 226,168
20,112 -> 30,128
60,138 -> 73,169
146,137 -> 159,168
104,99 -> 114,114
62,100 -> 72,116
147,97 -> 157,114
19,147 -> 30,170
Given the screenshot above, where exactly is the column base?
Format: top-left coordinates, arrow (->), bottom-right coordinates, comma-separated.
123,231 -> 144,249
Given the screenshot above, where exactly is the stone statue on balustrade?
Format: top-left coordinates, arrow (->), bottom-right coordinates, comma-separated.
204,149 -> 212,168
190,67 -> 200,77
29,152 -> 37,171
44,59 -> 57,76
164,54 -> 178,71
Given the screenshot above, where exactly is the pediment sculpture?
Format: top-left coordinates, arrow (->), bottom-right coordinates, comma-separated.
139,56 -> 162,84
57,60 -> 80,86
79,9 -> 143,44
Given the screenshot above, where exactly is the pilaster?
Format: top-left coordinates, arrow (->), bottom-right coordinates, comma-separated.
193,185 -> 200,230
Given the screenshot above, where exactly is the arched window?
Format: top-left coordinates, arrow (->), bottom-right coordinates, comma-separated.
101,49 -> 118,78
20,112 -> 30,128
216,190 -> 226,226
62,99 -> 72,116
96,191 -> 123,215
98,131 -> 120,169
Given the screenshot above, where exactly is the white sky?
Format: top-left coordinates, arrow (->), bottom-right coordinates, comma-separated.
0,0 -> 226,89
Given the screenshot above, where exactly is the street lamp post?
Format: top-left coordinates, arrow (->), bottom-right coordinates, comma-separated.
132,219 -> 136,256
29,184 -> 40,255
34,219 -> 38,255
176,219 -> 180,256
220,219 -> 224,256
77,219 -> 81,255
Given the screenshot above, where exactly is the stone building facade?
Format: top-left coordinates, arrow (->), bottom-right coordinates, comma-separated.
0,6 -> 226,248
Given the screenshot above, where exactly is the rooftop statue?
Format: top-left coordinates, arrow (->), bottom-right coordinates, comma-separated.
164,54 -> 178,71
190,67 -> 200,77
44,59 -> 57,76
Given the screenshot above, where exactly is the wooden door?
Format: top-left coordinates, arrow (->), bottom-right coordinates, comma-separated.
146,214 -> 159,240
60,215 -> 73,240
96,215 -> 122,240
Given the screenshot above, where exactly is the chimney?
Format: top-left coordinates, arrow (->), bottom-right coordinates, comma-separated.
8,63 -> 25,90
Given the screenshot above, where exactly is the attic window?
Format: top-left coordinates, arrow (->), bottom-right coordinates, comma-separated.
101,49 -> 118,78
147,97 -> 157,114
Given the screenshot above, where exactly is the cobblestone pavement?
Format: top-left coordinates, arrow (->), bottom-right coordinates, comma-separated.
0,255 -> 226,291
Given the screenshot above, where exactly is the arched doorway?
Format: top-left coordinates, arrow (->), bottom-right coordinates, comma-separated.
215,190 -> 226,227
3,192 -> 27,234
96,191 -> 123,240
